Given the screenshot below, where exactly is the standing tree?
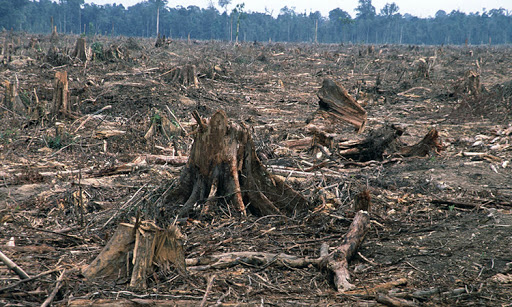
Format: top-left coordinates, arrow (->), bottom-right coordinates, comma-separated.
380,2 -> 400,43
328,8 -> 352,43
232,3 -> 245,43
218,0 -> 231,40
355,0 -> 376,42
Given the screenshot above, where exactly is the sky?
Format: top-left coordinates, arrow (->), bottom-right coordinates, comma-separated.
84,0 -> 511,18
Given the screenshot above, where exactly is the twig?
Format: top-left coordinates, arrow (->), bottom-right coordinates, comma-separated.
200,274 -> 216,307
101,183 -> 149,229
0,268 -> 60,293
0,250 -> 30,280
40,269 -> 66,307
165,105 -> 187,135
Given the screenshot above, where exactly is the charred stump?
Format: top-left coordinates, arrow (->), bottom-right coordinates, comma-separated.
163,110 -> 308,218
399,128 -> 443,157
338,124 -> 404,161
315,78 -> 367,133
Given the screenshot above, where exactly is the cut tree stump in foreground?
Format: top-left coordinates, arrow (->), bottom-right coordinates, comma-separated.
314,78 -> 367,133
164,110 -> 309,217
82,221 -> 186,289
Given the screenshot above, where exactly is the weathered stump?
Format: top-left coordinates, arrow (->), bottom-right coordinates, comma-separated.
315,78 -> 367,133
72,37 -> 88,62
50,71 -> 76,119
82,221 -> 186,289
164,110 -> 309,217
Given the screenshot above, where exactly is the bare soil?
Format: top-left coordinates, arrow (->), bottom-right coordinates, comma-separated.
1,34 -> 511,306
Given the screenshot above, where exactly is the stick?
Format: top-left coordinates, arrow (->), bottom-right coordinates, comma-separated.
0,268 -> 60,293
0,250 -> 30,280
199,274 -> 215,307
40,269 -> 66,307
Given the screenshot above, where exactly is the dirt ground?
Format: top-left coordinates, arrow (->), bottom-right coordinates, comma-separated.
1,34 -> 511,306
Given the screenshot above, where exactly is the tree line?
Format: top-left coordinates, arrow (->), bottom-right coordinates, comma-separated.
1,0 -> 511,45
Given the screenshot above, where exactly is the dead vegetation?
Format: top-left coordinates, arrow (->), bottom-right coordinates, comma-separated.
1,33 -> 512,306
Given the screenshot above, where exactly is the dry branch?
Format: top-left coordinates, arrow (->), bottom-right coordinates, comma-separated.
0,250 -> 31,280
324,210 -> 370,292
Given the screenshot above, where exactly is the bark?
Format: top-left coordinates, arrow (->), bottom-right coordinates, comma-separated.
163,110 -> 309,218
316,78 -> 367,133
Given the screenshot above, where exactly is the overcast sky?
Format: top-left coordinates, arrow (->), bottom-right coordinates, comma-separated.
84,0 -> 511,18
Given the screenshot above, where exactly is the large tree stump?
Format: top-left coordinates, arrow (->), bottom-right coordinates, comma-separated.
315,78 -> 367,133
164,110 -> 308,217
161,65 -> 199,87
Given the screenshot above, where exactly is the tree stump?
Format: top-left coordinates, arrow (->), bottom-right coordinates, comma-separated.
315,78 -> 367,133
162,65 -> 199,87
399,128 -> 443,157
163,110 -> 308,218
82,221 -> 186,289
72,37 -> 88,62
51,71 -> 75,119
2,80 -> 26,115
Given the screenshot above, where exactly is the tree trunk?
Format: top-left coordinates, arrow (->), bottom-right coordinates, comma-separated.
163,110 -> 309,218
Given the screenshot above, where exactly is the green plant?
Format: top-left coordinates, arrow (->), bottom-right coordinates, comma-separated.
91,42 -> 104,60
0,129 -> 18,144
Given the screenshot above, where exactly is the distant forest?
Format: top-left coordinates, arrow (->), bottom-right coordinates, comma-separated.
1,0 -> 511,45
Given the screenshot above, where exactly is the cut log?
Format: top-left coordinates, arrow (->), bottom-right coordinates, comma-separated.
163,110 -> 309,218
316,78 -> 367,133
323,210 -> 370,292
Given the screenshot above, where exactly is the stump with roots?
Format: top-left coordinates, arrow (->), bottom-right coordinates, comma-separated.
163,110 -> 309,218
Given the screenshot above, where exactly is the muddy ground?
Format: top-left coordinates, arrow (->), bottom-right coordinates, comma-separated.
0,33 -> 511,306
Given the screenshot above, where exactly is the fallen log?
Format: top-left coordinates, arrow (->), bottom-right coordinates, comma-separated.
323,210 -> 370,292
